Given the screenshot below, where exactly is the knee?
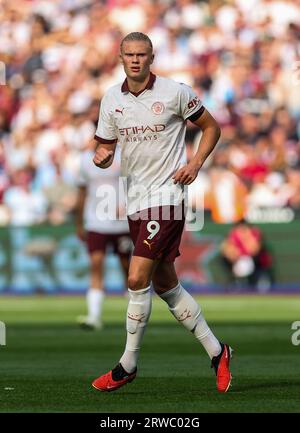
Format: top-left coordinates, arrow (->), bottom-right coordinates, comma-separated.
90,261 -> 103,277
90,251 -> 104,267
152,275 -> 178,296
90,260 -> 100,271
128,273 -> 150,291
153,282 -> 176,296
152,263 -> 178,295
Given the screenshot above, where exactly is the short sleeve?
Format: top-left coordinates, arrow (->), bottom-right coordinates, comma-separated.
95,92 -> 118,142
178,83 -> 204,121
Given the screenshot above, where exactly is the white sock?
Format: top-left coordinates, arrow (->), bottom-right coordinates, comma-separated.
119,286 -> 152,373
159,283 -> 221,359
87,288 -> 104,324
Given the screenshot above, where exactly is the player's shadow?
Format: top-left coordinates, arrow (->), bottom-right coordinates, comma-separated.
119,378 -> 300,396
233,379 -> 300,392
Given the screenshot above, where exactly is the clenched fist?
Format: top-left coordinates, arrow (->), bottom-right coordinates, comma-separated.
93,148 -> 114,168
172,161 -> 201,185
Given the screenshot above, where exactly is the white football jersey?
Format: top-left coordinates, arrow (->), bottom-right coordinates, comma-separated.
95,74 -> 204,215
78,148 -> 129,234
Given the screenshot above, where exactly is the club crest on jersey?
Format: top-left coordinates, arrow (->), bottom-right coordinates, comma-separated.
151,102 -> 165,115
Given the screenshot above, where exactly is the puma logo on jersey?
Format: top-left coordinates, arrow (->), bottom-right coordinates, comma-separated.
143,240 -> 155,250
115,108 -> 125,115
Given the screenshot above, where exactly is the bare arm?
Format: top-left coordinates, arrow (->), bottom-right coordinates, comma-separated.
173,109 -> 221,185
93,140 -> 117,169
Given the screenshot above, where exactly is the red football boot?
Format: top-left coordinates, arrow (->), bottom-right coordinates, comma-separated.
92,363 -> 137,392
211,343 -> 233,393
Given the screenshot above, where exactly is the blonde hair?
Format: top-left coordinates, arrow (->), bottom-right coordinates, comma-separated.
120,32 -> 153,52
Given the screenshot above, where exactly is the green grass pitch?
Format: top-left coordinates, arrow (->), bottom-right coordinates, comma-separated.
0,295 -> 299,413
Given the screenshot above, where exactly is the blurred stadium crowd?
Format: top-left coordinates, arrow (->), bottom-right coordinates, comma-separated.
0,0 -> 300,226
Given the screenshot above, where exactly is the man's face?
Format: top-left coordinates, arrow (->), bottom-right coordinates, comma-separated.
120,40 -> 154,81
